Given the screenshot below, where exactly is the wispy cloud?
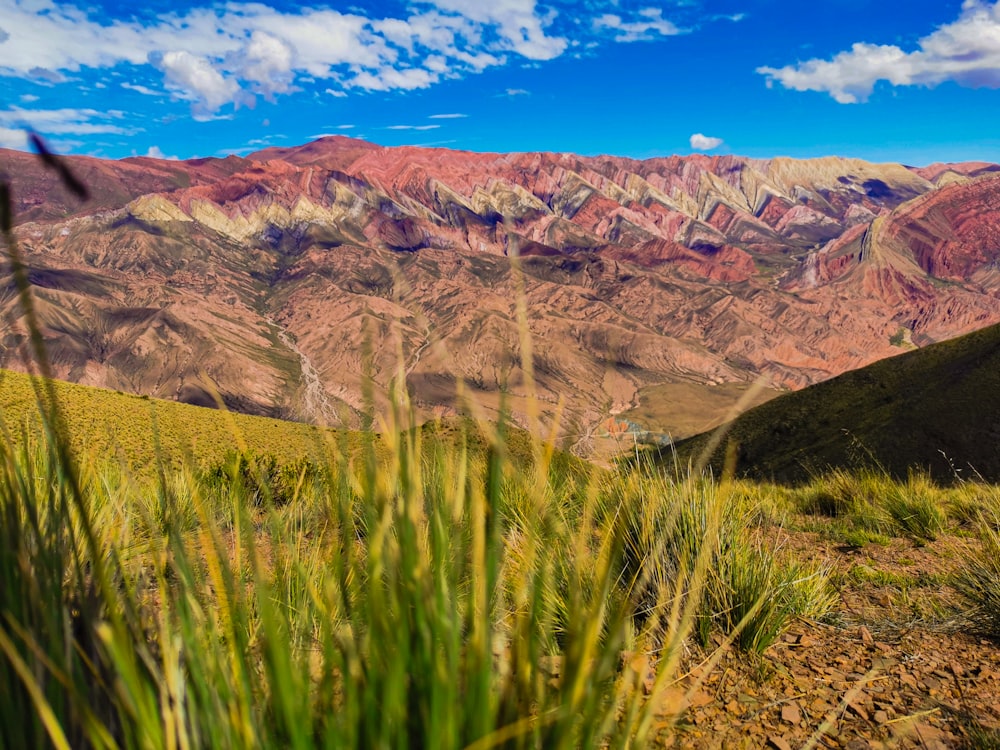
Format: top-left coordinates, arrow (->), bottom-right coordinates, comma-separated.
122,82 -> 163,96
0,107 -> 135,137
758,1 -> 1000,103
413,139 -> 459,147
428,113 -> 468,119
593,8 -> 682,42
310,130 -> 355,138
386,124 -> 441,131
504,88 -> 530,96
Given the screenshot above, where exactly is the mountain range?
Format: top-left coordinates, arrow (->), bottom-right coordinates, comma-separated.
3,137 -> 999,455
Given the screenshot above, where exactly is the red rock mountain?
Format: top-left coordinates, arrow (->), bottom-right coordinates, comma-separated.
2,137 -> 999,454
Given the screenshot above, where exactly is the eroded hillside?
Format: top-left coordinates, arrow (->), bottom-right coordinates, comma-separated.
3,138 -> 999,453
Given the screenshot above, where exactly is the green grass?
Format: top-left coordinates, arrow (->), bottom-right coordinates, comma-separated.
0,366 -> 847,748
786,469 -> 948,543
657,321 -> 1000,484
953,504 -> 1000,640
2,161 -> 997,748
0,367 -> 353,474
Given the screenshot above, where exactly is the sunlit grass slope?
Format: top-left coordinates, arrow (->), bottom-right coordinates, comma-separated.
661,322 -> 1000,484
0,368 -> 569,480
0,368 -> 350,473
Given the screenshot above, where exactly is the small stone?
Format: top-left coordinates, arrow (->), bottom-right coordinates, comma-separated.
689,690 -> 714,708
859,625 -> 875,646
874,710 -> 889,724
911,723 -> 950,750
847,700 -> 870,722
781,703 -> 801,725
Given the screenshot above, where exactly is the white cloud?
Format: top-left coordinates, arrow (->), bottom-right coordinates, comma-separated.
428,113 -> 467,118
386,124 -> 441,130
758,1 -> 1000,103
346,67 -> 439,92
594,8 -> 681,42
155,51 -> 244,115
0,126 -> 29,150
690,133 -> 723,150
235,31 -> 295,97
145,145 -> 178,159
19,94 -> 39,103
122,82 -> 162,96
425,0 -> 567,60
0,106 -> 132,136
0,0 -> 695,117
504,87 -> 530,96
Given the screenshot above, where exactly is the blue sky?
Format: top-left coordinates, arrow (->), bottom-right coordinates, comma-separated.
1,0 -> 999,165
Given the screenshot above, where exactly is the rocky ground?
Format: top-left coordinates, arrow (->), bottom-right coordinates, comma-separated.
644,523 -> 1000,748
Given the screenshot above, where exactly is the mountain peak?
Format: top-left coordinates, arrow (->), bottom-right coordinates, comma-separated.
249,136 -> 382,169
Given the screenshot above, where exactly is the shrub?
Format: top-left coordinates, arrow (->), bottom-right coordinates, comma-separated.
880,473 -> 947,542
953,508 -> 1000,640
199,449 -> 323,507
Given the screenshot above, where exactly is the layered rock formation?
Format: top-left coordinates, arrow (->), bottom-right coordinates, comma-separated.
2,137 -> 999,454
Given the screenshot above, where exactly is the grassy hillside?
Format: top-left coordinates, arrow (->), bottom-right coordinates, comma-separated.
658,322 -> 1000,483
0,368 -> 354,473
0,368 -> 565,478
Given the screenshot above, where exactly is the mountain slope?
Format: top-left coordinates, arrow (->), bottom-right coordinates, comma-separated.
3,138 -> 1000,455
664,322 -> 1000,483
0,367 -> 336,472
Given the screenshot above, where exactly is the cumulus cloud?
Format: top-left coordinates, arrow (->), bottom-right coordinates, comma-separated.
758,0 -> 1000,103
145,145 -> 178,159
690,133 -> 723,150
235,31 -> 294,97
0,0 -> 706,118
0,0 -> 570,115
154,50 -> 245,116
0,126 -> 29,149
